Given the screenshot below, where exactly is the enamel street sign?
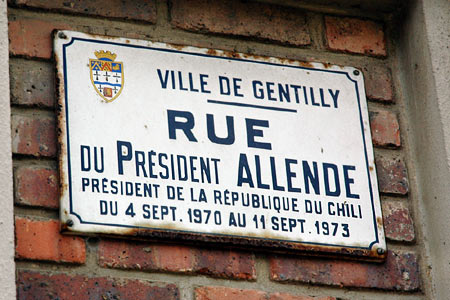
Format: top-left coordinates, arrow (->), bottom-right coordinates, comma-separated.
55,31 -> 386,260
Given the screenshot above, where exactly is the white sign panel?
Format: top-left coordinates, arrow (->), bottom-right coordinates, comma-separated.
55,31 -> 386,259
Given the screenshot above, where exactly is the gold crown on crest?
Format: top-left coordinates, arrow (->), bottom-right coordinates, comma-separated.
94,50 -> 117,61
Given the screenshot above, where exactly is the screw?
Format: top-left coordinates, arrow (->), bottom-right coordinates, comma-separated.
377,248 -> 385,255
353,69 -> 360,76
66,219 -> 74,227
58,32 -> 67,39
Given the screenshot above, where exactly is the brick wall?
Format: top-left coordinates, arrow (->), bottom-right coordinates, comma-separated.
9,0 -> 422,299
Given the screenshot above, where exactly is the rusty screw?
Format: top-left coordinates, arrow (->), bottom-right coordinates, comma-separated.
58,32 -> 67,39
353,69 -> 360,76
66,219 -> 74,227
377,248 -> 385,255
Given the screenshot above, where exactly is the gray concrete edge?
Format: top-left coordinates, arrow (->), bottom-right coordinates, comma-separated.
0,0 -> 16,300
0,0 -> 15,299
398,0 -> 450,298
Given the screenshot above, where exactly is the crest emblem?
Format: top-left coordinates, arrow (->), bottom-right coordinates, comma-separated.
89,50 -> 124,102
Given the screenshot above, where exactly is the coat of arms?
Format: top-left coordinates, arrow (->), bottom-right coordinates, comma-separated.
89,50 -> 124,102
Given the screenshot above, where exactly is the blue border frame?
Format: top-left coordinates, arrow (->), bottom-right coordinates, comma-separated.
61,36 -> 379,250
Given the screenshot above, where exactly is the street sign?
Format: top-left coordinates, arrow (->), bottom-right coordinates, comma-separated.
55,31 -> 386,260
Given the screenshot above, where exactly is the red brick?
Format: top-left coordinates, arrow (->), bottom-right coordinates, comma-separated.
98,240 -> 256,280
17,271 -> 179,300
11,0 -> 156,23
15,217 -> 85,263
369,110 -> 401,148
325,16 -> 386,57
154,244 -> 195,273
363,65 -> 394,102
382,200 -> 415,242
270,293 -> 335,300
11,114 -> 57,157
15,165 -> 59,209
171,0 -> 310,47
9,17 -> 71,59
10,59 -> 55,107
195,286 -> 266,300
376,156 -> 409,195
270,250 -> 419,291
195,287 -> 334,300
194,247 -> 256,280
98,240 -> 179,271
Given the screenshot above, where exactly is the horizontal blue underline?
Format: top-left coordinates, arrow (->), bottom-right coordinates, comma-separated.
93,81 -> 122,87
207,99 -> 297,113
